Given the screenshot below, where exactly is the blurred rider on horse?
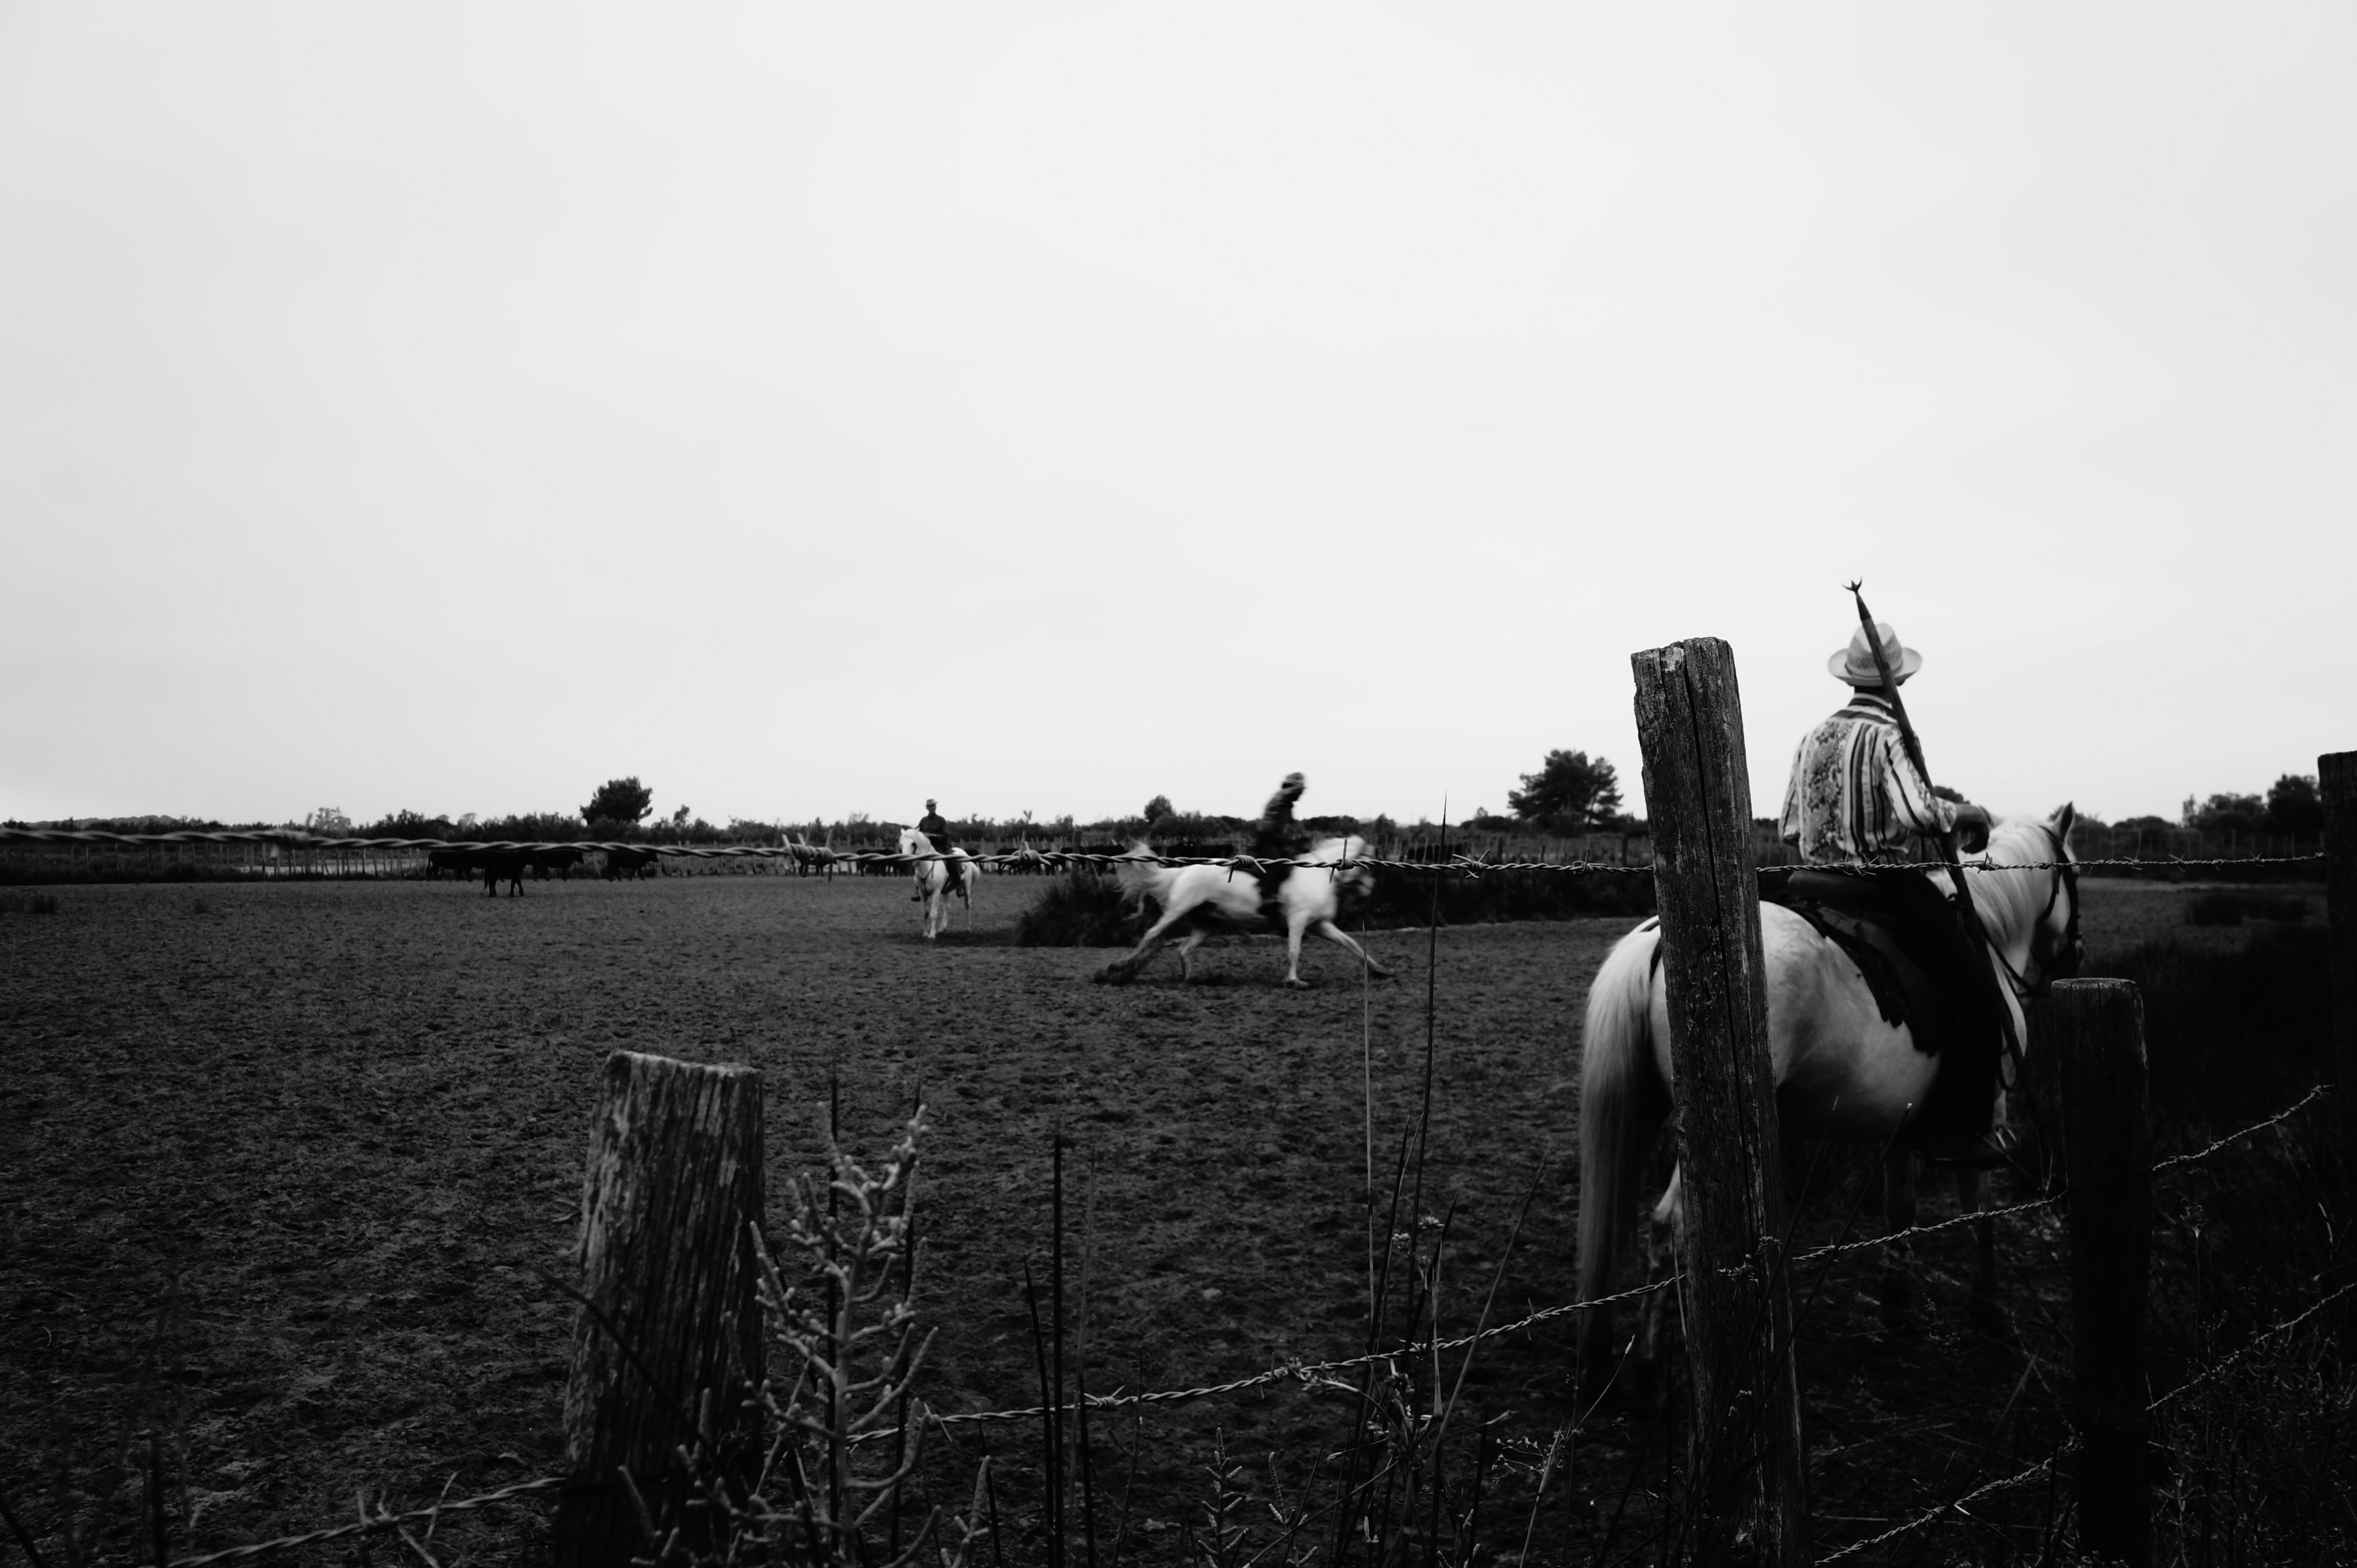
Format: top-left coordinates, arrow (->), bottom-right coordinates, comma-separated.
914,798 -> 965,901
1252,772 -> 1309,925
1774,620 -> 2019,1169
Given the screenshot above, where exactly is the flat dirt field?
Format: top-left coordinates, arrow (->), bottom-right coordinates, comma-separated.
0,872 -> 2290,1564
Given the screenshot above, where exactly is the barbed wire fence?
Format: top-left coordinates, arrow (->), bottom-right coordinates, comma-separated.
131,1078 -> 2341,1567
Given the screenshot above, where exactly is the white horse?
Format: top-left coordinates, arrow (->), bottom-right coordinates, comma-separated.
899,828 -> 975,940
1575,807 -> 2084,1377
1097,835 -> 1396,989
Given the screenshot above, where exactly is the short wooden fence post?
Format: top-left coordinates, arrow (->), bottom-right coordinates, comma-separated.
1630,637 -> 1810,1566
552,1052 -> 766,1568
2322,751 -> 2357,1159
2044,979 -> 2153,1568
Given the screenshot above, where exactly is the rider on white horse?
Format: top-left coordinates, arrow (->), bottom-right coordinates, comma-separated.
1773,619 -> 2012,1168
914,799 -> 964,901
1251,772 -> 1309,925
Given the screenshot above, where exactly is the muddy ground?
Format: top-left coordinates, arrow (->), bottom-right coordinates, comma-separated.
0,873 -> 2309,1563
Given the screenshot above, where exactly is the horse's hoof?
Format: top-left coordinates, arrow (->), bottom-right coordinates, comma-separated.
1367,965 -> 1396,982
1284,977 -> 1314,990
1969,1291 -> 2014,1342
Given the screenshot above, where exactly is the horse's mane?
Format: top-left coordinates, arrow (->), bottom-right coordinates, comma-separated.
1966,814 -> 2069,942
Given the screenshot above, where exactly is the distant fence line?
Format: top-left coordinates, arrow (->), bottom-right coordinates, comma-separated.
0,824 -> 2328,883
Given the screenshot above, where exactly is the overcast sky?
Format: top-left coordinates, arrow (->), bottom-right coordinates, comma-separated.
4,5 -> 2351,830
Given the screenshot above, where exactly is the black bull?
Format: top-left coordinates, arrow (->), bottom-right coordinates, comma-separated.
426,847 -> 586,895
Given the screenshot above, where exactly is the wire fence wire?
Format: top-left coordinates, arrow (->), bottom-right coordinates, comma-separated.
137,1080 -> 2336,1567
0,824 -> 2330,878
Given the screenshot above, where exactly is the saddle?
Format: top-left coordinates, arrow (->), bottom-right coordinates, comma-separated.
1756,866 -> 1997,1064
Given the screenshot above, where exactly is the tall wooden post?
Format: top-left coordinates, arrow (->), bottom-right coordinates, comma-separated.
553,1052 -> 766,1567
2322,752 -> 2357,1155
2045,980 -> 2153,1568
1630,637 -> 1809,1566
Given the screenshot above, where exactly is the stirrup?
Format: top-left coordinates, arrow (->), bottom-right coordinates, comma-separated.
1919,1124 -> 2035,1172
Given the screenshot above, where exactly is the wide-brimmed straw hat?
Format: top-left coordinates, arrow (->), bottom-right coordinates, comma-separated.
1829,621 -> 1922,686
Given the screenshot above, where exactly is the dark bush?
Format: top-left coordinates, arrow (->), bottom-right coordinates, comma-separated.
1014,870 -> 1151,947
2186,890 -> 2311,927
1342,866 -> 1653,928
2084,925 -> 2328,1132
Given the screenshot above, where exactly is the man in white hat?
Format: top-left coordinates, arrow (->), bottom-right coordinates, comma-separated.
1780,621 -> 1988,864
1776,621 -> 2011,1167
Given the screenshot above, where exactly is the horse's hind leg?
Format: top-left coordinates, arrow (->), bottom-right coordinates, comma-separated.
1174,929 -> 1209,982
1959,1167 -> 2011,1337
1880,1148 -> 1918,1333
1634,1166 -> 1681,1412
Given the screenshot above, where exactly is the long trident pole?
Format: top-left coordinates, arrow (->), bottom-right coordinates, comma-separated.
1844,582 -> 2032,1091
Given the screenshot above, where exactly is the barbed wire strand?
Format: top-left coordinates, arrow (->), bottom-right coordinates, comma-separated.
1815,1453 -> 2061,1564
2151,1082 -> 2333,1175
147,1077 -> 2334,1566
164,1475 -> 564,1567
2143,1277 -> 2357,1415
0,825 -> 2326,878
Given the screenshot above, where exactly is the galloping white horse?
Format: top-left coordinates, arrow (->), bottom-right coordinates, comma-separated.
899,827 -> 975,940
1575,807 -> 2084,1375
1098,835 -> 1395,989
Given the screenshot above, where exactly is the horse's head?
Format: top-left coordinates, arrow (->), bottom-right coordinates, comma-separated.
1988,803 -> 2082,990
2031,802 -> 2085,984
1309,835 -> 1376,897
898,827 -> 925,856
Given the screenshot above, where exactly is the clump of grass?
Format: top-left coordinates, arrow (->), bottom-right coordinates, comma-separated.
1014,870 -> 1149,948
2186,889 -> 2310,927
643,1110 -> 989,1567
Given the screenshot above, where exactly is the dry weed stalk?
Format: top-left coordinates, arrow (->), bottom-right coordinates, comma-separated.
638,1110 -> 987,1568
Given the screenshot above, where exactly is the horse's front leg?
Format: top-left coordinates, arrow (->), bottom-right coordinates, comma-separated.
1097,906 -> 1186,984
1282,915 -> 1312,988
1309,919 -> 1393,980
1880,1147 -> 1917,1333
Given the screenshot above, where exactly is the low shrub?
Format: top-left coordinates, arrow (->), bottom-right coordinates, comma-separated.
1014,869 -> 1150,947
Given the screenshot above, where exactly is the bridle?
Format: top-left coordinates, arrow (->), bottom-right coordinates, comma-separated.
1988,821 -> 2082,1004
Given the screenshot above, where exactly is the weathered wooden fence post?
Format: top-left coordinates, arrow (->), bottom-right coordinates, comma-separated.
553,1052 -> 766,1568
1630,637 -> 1810,1566
2322,751 -> 2356,1157
2042,979 -> 2153,1568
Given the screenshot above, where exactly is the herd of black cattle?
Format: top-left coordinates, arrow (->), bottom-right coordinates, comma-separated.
425,845 -> 659,895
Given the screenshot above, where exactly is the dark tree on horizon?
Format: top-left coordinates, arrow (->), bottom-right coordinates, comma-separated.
583,777 -> 654,827
1508,749 -> 1623,828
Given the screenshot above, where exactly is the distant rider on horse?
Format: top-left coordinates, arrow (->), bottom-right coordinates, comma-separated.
1252,772 -> 1309,923
1776,620 -> 2015,1168
914,799 -> 964,900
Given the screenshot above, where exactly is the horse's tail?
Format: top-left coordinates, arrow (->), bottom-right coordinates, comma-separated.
1577,920 -> 1669,1381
